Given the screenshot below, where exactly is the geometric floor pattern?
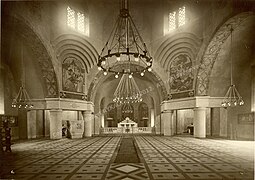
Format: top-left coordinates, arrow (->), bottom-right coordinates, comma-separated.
0,135 -> 254,180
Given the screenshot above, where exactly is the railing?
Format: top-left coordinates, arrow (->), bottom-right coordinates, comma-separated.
100,127 -> 155,134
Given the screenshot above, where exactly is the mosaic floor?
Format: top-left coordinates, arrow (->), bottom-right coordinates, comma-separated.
0,135 -> 254,180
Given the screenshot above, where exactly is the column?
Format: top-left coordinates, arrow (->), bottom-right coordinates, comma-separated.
94,114 -> 100,135
163,110 -> 174,136
150,109 -> 155,127
49,109 -> 62,139
193,108 -> 206,138
83,110 -> 92,137
160,112 -> 164,135
44,110 -> 50,137
91,113 -> 95,135
100,111 -> 105,128
27,110 -> 37,139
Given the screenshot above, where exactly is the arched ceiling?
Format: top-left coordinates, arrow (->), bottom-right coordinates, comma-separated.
2,15 -> 58,98
154,32 -> 202,71
196,12 -> 254,95
87,64 -> 168,103
52,34 -> 98,73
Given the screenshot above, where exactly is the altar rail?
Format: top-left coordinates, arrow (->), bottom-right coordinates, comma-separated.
100,127 -> 155,134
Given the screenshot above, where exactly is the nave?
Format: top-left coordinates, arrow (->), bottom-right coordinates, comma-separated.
0,135 -> 254,180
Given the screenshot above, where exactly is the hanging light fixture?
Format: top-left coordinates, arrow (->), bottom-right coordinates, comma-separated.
122,103 -> 133,114
113,72 -> 142,104
97,0 -> 153,76
12,41 -> 33,109
221,26 -> 244,107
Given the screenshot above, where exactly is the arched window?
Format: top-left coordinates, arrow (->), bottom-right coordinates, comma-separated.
166,6 -> 186,33
106,103 -> 117,127
67,6 -> 89,36
138,103 -> 149,127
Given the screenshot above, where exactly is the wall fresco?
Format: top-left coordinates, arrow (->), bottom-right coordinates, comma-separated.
169,54 -> 194,93
62,57 -> 85,93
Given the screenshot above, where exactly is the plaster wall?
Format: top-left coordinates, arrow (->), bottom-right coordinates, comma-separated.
208,16 -> 255,140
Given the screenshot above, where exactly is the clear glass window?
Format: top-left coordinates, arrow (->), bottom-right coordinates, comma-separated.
67,6 -> 89,36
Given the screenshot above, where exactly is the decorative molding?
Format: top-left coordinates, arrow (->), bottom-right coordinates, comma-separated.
154,32 -> 202,71
52,34 -> 98,74
30,98 -> 94,111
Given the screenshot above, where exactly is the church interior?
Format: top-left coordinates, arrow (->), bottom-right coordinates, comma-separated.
0,0 -> 254,179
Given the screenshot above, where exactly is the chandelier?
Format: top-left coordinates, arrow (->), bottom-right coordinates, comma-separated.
113,72 -> 142,104
122,103 -> 133,114
12,42 -> 33,109
221,26 -> 244,107
97,0 -> 153,77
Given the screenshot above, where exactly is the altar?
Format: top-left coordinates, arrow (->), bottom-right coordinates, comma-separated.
118,117 -> 137,133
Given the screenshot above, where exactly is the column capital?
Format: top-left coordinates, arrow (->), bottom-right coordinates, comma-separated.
83,110 -> 93,114
49,109 -> 63,112
162,110 -> 174,114
193,107 -> 207,111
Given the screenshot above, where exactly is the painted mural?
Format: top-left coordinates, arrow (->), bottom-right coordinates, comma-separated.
62,57 -> 85,93
169,54 -> 194,93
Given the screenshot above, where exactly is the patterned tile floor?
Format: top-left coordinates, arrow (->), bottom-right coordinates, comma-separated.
0,135 -> 254,180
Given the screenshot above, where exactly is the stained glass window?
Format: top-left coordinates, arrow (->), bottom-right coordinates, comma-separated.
178,6 -> 185,27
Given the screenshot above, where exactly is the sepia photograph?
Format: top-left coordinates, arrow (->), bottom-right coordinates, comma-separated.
0,0 -> 254,179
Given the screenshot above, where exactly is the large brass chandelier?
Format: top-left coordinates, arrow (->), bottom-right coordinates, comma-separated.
221,26 -> 244,107
113,72 -> 142,104
97,0 -> 153,77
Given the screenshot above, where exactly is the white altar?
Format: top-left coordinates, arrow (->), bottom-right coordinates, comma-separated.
117,117 -> 137,133
118,117 -> 137,128
101,117 -> 154,134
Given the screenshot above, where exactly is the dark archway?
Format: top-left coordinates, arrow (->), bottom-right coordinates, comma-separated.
106,103 -> 117,127
138,103 -> 149,127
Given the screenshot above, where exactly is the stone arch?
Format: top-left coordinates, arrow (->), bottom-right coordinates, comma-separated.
87,63 -> 168,102
2,15 -> 59,97
105,103 -> 117,127
154,32 -> 202,71
138,102 -> 149,127
52,34 -> 98,74
195,12 -> 254,95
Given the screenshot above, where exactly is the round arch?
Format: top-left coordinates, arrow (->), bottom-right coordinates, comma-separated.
195,12 -> 254,95
2,15 -> 59,97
